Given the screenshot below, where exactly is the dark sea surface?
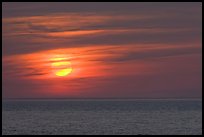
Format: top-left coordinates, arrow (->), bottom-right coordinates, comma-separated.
2,99 -> 202,135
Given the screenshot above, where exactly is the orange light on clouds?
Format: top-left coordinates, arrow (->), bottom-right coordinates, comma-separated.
3,44 -> 199,80
2,46 -> 114,80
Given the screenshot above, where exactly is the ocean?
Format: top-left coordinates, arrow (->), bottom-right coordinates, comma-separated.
2,99 -> 202,135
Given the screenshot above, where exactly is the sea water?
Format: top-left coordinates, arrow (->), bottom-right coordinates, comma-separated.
2,99 -> 202,135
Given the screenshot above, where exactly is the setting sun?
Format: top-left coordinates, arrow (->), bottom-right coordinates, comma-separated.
55,68 -> 72,77
51,56 -> 73,77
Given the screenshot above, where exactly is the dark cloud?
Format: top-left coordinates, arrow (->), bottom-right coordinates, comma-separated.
27,23 -> 59,32
2,62 -> 48,78
73,29 -> 201,45
104,46 -> 202,62
2,2 -> 201,18
2,27 -> 201,56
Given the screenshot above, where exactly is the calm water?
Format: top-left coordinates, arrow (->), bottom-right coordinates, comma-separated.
2,99 -> 202,135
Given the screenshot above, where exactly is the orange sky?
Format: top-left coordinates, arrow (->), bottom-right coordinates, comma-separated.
2,2 -> 202,99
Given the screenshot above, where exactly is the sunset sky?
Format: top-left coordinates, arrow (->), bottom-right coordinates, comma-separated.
2,2 -> 202,99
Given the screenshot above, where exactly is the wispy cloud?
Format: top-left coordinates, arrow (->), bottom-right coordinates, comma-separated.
3,5 -> 201,55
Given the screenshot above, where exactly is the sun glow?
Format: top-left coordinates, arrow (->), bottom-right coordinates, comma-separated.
52,62 -> 71,67
3,46 -> 118,79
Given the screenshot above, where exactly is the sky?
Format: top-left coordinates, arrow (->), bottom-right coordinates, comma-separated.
2,2 -> 202,99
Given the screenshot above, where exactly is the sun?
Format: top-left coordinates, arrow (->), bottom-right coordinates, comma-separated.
50,56 -> 73,77
55,68 -> 72,77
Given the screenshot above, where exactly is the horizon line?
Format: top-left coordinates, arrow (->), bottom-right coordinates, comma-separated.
2,97 -> 202,100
